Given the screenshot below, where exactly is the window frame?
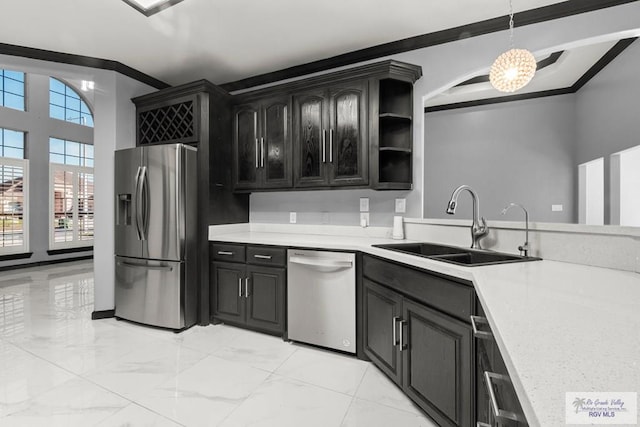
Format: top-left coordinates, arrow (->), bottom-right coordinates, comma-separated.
49,77 -> 94,127
0,157 -> 29,255
49,163 -> 94,250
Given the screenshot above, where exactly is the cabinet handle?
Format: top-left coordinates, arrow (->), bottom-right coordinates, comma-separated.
322,129 -> 326,163
484,371 -> 525,422
392,316 -> 399,346
398,319 -> 407,352
254,254 -> 272,260
238,278 -> 243,297
245,277 -> 250,297
255,138 -> 259,168
217,251 -> 234,256
260,137 -> 265,168
329,128 -> 333,162
471,315 -> 493,340
477,423 -> 492,427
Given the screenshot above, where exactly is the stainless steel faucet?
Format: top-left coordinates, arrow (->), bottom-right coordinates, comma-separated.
502,202 -> 530,257
446,185 -> 489,249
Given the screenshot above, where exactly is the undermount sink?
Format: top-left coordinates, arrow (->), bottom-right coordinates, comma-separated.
373,242 -> 541,266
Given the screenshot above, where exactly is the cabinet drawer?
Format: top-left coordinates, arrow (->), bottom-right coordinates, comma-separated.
363,254 -> 474,322
247,245 -> 287,267
211,243 -> 246,263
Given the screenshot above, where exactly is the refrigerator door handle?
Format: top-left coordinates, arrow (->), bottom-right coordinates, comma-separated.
134,166 -> 144,240
117,260 -> 173,271
139,166 -> 149,240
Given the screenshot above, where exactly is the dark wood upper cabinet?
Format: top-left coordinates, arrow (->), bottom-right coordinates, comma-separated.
233,96 -> 292,190
232,60 -> 421,192
293,90 -> 327,187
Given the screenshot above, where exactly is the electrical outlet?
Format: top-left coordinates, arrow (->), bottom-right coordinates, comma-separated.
289,212 -> 297,223
360,212 -> 369,227
551,204 -> 563,212
359,197 -> 369,212
395,198 -> 406,213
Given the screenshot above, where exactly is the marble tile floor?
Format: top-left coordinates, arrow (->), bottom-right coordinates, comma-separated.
0,260 -> 437,427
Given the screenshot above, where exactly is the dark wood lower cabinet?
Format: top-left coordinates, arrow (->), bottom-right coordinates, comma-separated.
403,300 -> 473,427
362,279 -> 403,385
362,255 -> 474,427
210,243 -> 287,336
245,265 -> 285,333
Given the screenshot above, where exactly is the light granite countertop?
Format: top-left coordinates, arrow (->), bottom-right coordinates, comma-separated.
209,225 -> 640,427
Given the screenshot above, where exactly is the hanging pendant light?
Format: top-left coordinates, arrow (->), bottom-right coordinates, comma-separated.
489,0 -> 537,93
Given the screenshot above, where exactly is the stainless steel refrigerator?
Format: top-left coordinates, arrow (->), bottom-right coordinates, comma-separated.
114,143 -> 198,330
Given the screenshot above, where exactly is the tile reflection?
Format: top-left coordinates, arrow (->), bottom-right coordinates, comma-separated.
0,260 -> 434,426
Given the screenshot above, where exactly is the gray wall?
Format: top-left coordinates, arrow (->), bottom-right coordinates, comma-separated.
0,71 -> 94,269
423,95 -> 577,224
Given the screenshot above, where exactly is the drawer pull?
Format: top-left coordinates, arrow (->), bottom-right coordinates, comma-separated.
217,251 -> 234,256
484,371 -> 525,422
471,315 -> 493,340
398,319 -> 407,352
392,316 -> 400,346
254,254 -> 272,260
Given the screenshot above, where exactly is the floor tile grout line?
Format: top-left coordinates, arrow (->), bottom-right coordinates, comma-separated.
337,363 -> 370,426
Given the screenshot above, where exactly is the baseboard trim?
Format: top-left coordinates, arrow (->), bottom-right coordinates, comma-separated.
0,255 -> 93,272
91,309 -> 116,320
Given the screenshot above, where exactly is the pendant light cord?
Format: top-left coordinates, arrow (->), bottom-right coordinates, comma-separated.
508,0 -> 515,49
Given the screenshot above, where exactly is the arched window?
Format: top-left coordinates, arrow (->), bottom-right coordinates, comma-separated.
49,78 -> 94,127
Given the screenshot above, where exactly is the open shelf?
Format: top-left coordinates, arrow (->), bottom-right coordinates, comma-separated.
379,118 -> 411,150
379,113 -> 412,121
379,79 -> 412,118
379,150 -> 412,184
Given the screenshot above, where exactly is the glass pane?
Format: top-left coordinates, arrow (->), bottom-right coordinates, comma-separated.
66,156 -> 81,166
85,159 -> 94,168
3,147 -> 24,159
50,153 -> 65,164
82,114 -> 94,127
84,144 -> 94,159
66,97 -> 80,112
299,98 -> 322,179
66,141 -> 80,156
4,93 -> 24,111
334,92 -> 360,177
50,78 -> 66,94
65,86 -> 80,99
265,103 -> 286,181
50,91 -> 65,107
4,78 -> 24,96
4,130 -> 24,149
4,70 -> 24,82
0,163 -> 25,248
0,77 -> 4,92
80,100 -> 91,115
49,138 -> 65,154
50,105 -> 65,120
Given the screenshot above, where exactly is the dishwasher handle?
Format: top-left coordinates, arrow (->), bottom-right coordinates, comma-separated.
288,255 -> 353,269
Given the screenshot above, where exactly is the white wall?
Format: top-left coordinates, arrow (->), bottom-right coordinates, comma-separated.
0,54 -> 155,312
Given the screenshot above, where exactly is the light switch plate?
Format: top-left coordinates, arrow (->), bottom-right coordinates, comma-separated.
359,198 -> 369,212
395,198 -> 406,213
551,204 -> 563,212
289,212 -> 297,223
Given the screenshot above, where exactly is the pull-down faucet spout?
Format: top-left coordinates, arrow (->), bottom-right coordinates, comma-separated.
446,185 -> 489,249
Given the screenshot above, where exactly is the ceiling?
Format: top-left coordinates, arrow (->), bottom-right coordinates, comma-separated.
1,0 -> 572,88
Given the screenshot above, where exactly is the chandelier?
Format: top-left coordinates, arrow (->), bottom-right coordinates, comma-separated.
489,0 -> 537,93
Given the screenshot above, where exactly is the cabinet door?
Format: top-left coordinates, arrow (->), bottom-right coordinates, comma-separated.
233,105 -> 259,189
293,89 -> 329,187
362,279 -> 403,386
245,265 -> 286,334
328,82 -> 368,186
211,262 -> 245,324
261,98 -> 292,188
402,299 -> 473,427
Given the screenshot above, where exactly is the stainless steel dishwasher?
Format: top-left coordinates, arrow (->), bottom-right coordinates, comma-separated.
287,249 -> 356,354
